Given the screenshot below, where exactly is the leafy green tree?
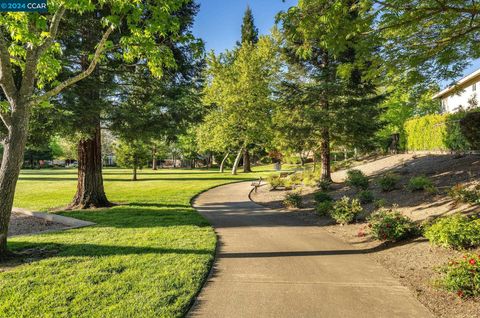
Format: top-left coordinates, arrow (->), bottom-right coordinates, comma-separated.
0,0 -> 195,255
372,0 -> 480,83
201,37 -> 279,175
115,141 -> 151,181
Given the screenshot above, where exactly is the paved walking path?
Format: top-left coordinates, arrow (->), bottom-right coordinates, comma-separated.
188,181 -> 433,318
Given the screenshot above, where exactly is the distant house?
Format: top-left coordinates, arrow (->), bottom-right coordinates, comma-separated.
433,69 -> 480,113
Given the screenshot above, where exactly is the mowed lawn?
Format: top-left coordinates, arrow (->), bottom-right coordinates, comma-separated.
1,167 -> 271,317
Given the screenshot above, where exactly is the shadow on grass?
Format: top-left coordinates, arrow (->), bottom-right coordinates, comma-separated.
58,206 -> 212,229
5,242 -> 212,258
19,177 -> 255,182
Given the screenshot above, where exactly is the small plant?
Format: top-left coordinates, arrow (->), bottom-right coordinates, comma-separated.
287,173 -> 303,187
346,169 -> 369,190
406,176 -> 434,192
374,198 -> 387,209
314,192 -> 333,203
357,190 -> 374,204
367,208 -> 419,241
377,173 -> 399,192
318,179 -> 331,192
424,214 -> 480,249
267,175 -> 285,190
448,184 -> 480,205
438,253 -> 480,298
330,196 -> 363,225
315,201 -> 333,216
283,191 -> 303,209
302,171 -> 319,187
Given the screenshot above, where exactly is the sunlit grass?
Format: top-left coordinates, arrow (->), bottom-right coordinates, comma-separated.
3,167 -> 274,317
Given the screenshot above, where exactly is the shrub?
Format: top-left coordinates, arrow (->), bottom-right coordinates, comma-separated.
357,190 -> 374,204
367,208 -> 419,241
314,192 -> 333,203
439,253 -> 480,298
267,175 -> 285,190
448,184 -> 480,205
460,111 -> 480,150
302,171 -> 319,187
330,196 -> 363,225
318,179 -> 331,192
374,198 -> 387,209
346,169 -> 369,190
316,201 -> 333,216
424,214 -> 480,249
406,176 -> 434,192
404,113 -> 470,151
284,175 -> 302,189
283,191 -> 303,209
378,173 -> 399,192
444,111 -> 471,152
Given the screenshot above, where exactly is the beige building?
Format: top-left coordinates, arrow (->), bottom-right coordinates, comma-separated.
433,69 -> 480,113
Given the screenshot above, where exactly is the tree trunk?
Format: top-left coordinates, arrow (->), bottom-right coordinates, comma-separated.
133,165 -> 137,181
0,103 -> 30,255
243,149 -> 252,173
231,148 -> 243,175
220,152 -> 229,173
69,122 -> 111,209
152,146 -> 157,170
320,128 -> 332,182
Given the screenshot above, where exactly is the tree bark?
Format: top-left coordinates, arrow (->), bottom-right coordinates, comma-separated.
152,146 -> 157,170
231,148 -> 243,175
243,149 -> 252,173
0,103 -> 30,255
133,166 -> 137,181
220,152 -> 229,173
69,122 -> 111,209
320,128 -> 332,182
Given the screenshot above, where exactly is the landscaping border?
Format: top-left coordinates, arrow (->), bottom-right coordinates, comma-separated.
12,208 -> 96,235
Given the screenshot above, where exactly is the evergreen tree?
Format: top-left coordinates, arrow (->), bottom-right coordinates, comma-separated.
241,6 -> 259,45
278,0 -> 383,181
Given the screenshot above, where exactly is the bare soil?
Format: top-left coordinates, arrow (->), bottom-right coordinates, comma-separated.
251,153 -> 480,318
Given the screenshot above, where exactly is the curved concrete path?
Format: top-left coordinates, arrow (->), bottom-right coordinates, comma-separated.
188,182 -> 433,318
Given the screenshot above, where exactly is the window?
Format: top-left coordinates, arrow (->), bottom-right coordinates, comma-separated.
473,83 -> 477,91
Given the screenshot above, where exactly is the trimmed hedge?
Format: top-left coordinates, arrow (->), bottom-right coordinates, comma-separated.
404,112 -> 473,151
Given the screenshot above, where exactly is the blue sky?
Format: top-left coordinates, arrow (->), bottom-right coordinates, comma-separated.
192,0 -> 296,53
192,0 -> 480,89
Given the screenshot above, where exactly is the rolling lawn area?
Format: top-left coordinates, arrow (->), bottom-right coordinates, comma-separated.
1,167 -> 271,317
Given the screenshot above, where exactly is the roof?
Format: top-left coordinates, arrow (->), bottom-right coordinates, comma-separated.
433,68 -> 480,99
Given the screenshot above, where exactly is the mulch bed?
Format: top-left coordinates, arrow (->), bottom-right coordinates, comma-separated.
251,154 -> 480,318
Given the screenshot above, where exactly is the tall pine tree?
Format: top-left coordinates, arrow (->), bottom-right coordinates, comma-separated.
241,6 -> 259,45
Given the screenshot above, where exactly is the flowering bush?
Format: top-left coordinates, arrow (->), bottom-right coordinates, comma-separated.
346,169 -> 369,190
330,196 -> 363,225
439,254 -> 480,298
367,208 -> 419,241
424,214 -> 480,249
283,191 -> 303,209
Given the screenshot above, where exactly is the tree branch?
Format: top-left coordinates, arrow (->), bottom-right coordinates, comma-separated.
38,5 -> 66,55
33,24 -> 115,106
0,29 -> 18,115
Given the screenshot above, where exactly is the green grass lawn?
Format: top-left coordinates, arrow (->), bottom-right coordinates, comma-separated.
1,167 -> 273,318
